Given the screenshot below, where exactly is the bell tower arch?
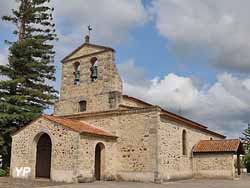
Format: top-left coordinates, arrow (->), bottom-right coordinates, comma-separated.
54,36 -> 123,116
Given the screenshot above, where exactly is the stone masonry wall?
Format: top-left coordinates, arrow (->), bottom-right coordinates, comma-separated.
76,108 -> 159,182
78,135 -> 117,180
11,117 -> 80,183
193,153 -> 235,179
158,117 -> 223,181
65,45 -> 101,61
121,97 -> 151,108
55,92 -> 122,116
55,50 -> 122,116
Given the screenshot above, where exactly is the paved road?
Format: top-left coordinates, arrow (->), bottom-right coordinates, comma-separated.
43,174 -> 250,188
0,177 -> 63,188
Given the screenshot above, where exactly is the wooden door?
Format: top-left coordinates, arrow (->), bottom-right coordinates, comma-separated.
36,134 -> 52,178
95,144 -> 101,180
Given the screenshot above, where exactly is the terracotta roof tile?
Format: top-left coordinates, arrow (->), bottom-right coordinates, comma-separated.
193,139 -> 242,153
42,115 -> 116,138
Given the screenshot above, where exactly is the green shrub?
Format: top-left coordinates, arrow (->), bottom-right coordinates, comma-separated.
240,158 -> 245,168
0,169 -> 6,177
244,154 -> 250,173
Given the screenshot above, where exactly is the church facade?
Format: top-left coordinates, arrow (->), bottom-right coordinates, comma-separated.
10,36 -> 243,183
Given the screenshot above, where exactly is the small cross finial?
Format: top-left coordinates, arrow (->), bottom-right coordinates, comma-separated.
85,25 -> 92,43
88,25 -> 92,36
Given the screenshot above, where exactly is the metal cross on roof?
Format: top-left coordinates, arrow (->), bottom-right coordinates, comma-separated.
88,25 -> 93,37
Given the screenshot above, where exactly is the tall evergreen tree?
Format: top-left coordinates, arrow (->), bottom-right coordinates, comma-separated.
0,0 -> 57,168
240,124 -> 250,153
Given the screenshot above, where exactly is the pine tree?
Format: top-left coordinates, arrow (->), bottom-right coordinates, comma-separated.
240,124 -> 250,153
0,0 -> 58,168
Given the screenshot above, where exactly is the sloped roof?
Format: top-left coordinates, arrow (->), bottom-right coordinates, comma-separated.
123,95 -> 206,128
42,115 -> 116,138
122,95 -> 153,107
12,115 -> 116,138
193,139 -> 244,154
123,95 -> 225,138
62,43 -> 115,63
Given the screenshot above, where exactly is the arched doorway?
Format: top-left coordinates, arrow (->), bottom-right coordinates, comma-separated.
94,143 -> 105,180
35,133 -> 52,178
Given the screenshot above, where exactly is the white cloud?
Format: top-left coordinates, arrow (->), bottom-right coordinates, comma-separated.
118,59 -> 149,86
150,0 -> 250,72
0,48 -> 8,66
119,61 -> 250,138
0,0 -> 15,17
0,50 -> 8,80
0,54 -> 7,66
0,1 -> 148,60
53,0 -> 148,47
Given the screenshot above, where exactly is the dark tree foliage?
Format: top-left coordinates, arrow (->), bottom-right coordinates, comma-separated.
0,0 -> 58,169
240,124 -> 250,153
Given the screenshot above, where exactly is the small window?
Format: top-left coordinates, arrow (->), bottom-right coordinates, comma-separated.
182,130 -> 187,155
90,57 -> 99,82
74,62 -> 80,85
79,101 -> 86,112
210,137 -> 213,140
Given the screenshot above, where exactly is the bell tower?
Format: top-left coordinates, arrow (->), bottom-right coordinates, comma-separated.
54,35 -> 123,116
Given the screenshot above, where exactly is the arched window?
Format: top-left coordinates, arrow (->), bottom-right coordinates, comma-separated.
210,137 -> 213,140
90,57 -> 99,82
182,129 -> 187,155
79,100 -> 87,112
74,62 -> 80,85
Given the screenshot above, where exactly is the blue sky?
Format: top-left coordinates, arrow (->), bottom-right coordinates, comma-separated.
115,22 -> 220,82
1,0 -> 250,138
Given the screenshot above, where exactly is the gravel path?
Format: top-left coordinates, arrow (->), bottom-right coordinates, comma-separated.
1,174 -> 250,188
0,177 -> 65,188
43,174 -> 250,188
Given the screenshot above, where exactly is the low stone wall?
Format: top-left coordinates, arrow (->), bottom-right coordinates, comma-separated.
193,153 -> 235,179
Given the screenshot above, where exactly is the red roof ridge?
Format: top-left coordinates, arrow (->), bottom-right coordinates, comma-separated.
200,138 -> 240,142
119,104 -> 143,109
160,110 -> 207,129
193,139 -> 243,154
123,95 -> 225,138
123,95 -> 207,128
42,114 -> 116,138
122,95 -> 154,107
60,107 -> 158,119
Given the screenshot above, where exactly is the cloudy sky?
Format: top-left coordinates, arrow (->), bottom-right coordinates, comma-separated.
1,0 -> 250,138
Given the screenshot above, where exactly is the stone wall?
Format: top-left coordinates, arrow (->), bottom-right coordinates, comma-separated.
55,91 -> 122,116
55,50 -> 122,116
158,117 -> 223,182
64,45 -> 102,62
193,153 -> 235,179
78,135 -> 117,181
10,117 -> 80,183
121,97 -> 151,108
76,108 -> 159,182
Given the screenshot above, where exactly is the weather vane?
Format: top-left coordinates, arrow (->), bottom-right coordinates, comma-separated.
88,25 -> 92,37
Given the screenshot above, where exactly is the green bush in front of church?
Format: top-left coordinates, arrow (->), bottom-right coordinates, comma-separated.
244,154 -> 250,173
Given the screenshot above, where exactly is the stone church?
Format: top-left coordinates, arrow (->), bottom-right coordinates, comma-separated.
10,36 -> 244,183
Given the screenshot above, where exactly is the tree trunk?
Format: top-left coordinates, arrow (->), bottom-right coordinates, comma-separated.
18,0 -> 30,41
